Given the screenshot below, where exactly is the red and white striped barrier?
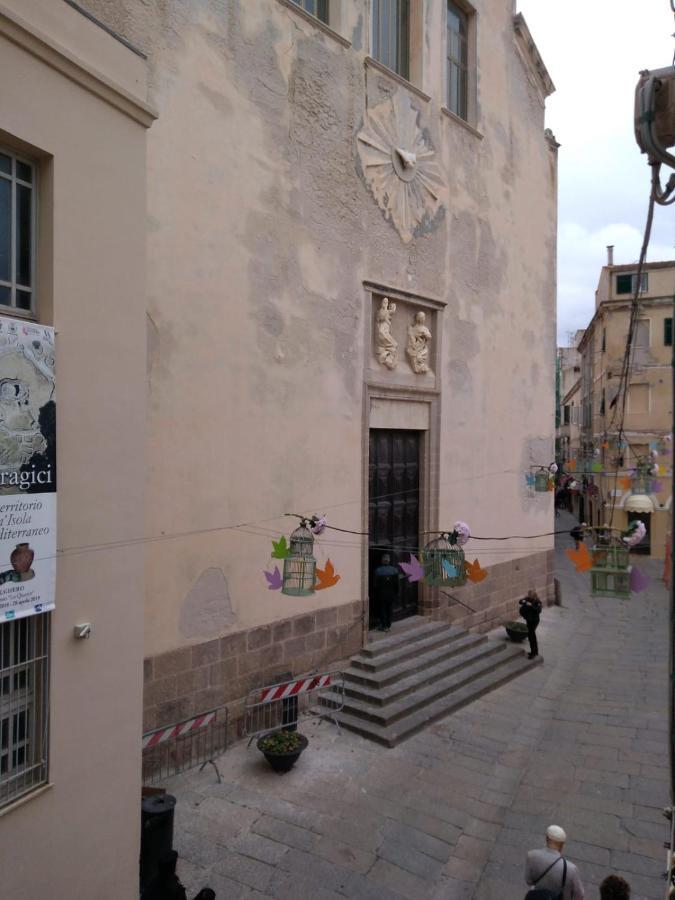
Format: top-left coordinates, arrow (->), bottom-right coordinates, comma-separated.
142,710 -> 216,750
259,674 -> 332,704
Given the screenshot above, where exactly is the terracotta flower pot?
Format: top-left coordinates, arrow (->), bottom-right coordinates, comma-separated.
11,543 -> 34,574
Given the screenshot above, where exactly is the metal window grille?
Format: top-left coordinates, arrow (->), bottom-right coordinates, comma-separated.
0,613 -> 50,810
0,148 -> 36,315
372,0 -> 410,80
290,0 -> 329,23
447,2 -> 468,119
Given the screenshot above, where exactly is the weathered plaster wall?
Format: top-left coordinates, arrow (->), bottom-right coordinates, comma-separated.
81,0 -> 557,659
0,1 -> 151,896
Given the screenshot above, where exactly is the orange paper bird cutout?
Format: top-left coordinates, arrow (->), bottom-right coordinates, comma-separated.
315,559 -> 341,590
619,476 -> 632,491
465,559 -> 488,583
565,543 -> 593,572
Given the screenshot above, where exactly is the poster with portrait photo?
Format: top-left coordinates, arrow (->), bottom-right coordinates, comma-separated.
0,316 -> 55,621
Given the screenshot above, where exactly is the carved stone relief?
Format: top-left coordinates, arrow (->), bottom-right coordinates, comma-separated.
406,311 -> 432,374
375,297 -> 398,370
356,92 -> 445,243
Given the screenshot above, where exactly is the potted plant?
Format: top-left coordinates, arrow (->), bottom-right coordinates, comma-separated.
504,620 -> 529,643
257,729 -> 308,773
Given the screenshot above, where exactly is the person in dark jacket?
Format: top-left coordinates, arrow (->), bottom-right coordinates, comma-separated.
519,589 -> 542,660
599,875 -> 630,900
373,553 -> 399,632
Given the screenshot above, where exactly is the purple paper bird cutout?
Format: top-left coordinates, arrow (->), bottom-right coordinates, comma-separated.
399,554 -> 424,583
629,565 -> 650,593
264,566 -> 283,590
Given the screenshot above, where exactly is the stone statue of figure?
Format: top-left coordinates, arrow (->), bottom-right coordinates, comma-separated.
406,311 -> 432,374
376,297 -> 398,370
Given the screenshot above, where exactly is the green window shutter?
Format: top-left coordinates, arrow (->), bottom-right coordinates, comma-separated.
665,318 -> 673,347
616,274 -> 632,294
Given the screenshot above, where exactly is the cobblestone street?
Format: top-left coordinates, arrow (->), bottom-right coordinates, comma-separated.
169,515 -> 670,900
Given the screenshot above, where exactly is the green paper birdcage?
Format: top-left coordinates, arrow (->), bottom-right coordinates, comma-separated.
632,458 -> 654,495
590,532 -> 630,598
534,468 -> 549,492
590,566 -> 631,599
423,534 -> 466,587
282,521 -> 316,597
591,536 -> 629,570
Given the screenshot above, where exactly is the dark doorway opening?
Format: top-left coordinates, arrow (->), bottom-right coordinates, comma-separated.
627,511 -> 651,554
368,429 -> 420,627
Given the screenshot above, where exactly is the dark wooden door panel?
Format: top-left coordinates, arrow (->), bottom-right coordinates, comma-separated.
368,429 -> 420,623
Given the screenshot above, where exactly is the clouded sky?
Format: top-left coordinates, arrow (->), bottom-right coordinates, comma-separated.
516,0 -> 675,344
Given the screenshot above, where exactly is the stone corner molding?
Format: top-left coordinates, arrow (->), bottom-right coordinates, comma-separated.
0,4 -> 158,128
513,12 -> 555,102
356,91 -> 445,244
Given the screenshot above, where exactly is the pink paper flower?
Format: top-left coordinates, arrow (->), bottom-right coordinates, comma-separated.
310,515 -> 327,535
622,520 -> 646,546
453,521 -> 471,545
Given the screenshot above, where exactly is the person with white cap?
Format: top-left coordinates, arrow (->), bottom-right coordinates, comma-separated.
525,825 -> 585,899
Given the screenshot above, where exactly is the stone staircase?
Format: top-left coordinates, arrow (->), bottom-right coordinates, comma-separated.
324,616 -> 541,747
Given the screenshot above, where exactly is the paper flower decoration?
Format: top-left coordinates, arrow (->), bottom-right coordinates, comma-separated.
549,463 -> 558,473
453,521 -> 471,546
651,465 -> 659,476
310,515 -> 327,535
593,448 -> 601,458
622,520 -> 646,547
651,449 -> 659,459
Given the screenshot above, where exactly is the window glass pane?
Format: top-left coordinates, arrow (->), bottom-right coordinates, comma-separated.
16,183 -> 31,288
0,286 -> 10,307
0,178 -> 10,283
665,318 -> 672,346
16,290 -> 31,311
616,274 -> 632,294
16,161 -> 32,184
0,154 -> 10,176
398,0 -> 409,80
316,0 -> 328,22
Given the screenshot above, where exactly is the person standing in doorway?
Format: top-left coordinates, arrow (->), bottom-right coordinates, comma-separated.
519,588 -> 543,660
373,553 -> 399,632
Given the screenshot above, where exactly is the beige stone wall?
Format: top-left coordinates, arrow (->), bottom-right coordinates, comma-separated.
79,0 -> 557,666
0,2 -> 152,897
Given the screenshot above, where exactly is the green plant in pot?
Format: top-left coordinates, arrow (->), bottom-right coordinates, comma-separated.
504,620 -> 529,643
257,729 -> 308,773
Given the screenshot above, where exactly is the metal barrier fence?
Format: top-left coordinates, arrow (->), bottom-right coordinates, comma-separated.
142,705 -> 228,784
244,671 -> 344,743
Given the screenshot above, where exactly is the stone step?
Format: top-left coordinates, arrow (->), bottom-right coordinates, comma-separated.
362,619 -> 450,658
329,643 -> 521,727
333,654 -> 543,747
342,640 -> 507,706
350,625 -> 468,673
344,632 -> 487,689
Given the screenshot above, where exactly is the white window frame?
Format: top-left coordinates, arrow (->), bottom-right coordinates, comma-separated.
0,614 -> 50,810
0,146 -> 37,318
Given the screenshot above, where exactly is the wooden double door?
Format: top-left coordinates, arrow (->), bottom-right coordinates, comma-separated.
368,429 -> 420,625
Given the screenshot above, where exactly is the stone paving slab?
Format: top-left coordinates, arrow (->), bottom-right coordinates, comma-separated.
166,512 -> 670,900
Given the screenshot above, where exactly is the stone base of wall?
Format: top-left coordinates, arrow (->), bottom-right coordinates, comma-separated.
143,550 -> 554,737
143,601 -> 364,735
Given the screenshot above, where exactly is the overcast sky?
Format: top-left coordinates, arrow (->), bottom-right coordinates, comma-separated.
516,0 -> 675,345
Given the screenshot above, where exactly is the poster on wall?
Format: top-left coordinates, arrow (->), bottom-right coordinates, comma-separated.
0,317 -> 56,621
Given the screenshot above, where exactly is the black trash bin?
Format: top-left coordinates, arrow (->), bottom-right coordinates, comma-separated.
140,793 -> 176,891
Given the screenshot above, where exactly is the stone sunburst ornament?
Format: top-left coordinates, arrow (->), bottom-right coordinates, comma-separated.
356,92 -> 445,243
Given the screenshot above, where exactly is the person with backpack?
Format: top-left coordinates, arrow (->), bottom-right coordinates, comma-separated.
525,825 -> 585,899
519,589 -> 543,660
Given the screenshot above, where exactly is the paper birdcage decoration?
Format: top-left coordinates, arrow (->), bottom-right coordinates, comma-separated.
282,522 -> 317,597
590,567 -> 631,599
592,536 -> 629,571
632,458 -> 653,495
591,534 -> 630,599
423,534 -> 466,587
534,468 -> 549,492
